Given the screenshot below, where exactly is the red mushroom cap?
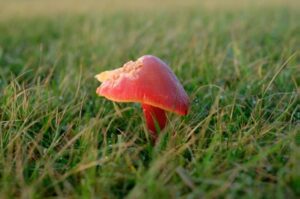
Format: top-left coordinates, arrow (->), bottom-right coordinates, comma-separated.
95,55 -> 189,115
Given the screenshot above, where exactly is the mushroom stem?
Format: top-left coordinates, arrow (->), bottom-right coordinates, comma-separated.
142,103 -> 167,138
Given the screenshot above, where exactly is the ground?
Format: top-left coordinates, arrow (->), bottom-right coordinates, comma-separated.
0,0 -> 299,198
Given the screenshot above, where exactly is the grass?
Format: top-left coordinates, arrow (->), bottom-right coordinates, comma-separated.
0,0 -> 299,198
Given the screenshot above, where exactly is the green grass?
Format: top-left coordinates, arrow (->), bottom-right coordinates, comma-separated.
0,0 -> 299,198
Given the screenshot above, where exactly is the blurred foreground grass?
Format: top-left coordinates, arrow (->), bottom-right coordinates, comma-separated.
0,0 -> 299,198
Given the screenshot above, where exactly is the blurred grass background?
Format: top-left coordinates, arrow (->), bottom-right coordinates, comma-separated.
0,0 -> 299,198
1,0 -> 299,19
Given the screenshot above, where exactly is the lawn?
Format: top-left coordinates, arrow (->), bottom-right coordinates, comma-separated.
0,0 -> 299,198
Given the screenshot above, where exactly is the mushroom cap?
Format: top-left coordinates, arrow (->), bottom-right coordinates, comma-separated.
96,55 -> 189,115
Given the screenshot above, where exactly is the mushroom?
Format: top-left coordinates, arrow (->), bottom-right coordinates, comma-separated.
95,55 -> 189,139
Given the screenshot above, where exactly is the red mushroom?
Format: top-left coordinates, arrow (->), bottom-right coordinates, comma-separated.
95,55 -> 189,139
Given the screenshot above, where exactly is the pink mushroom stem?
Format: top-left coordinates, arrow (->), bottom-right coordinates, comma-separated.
142,103 -> 166,138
